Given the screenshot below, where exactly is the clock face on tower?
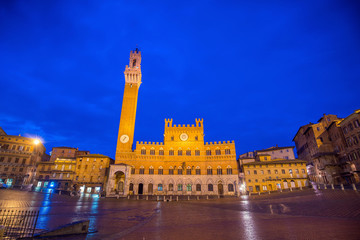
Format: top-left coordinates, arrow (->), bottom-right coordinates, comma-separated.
120,134 -> 129,143
180,133 -> 189,141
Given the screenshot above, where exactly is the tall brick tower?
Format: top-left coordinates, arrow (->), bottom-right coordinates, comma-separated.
115,48 -> 142,163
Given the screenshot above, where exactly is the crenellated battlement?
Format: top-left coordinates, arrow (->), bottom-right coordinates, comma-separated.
205,140 -> 235,145
136,141 -> 164,146
165,118 -> 203,129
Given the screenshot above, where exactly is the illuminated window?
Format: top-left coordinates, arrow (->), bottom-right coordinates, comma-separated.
275,170 -> 278,174
268,170 -> 271,174
178,184 -> 183,191
158,184 -> 163,191
295,169 -> 299,174
261,170 -> 264,175
186,184 -> 192,191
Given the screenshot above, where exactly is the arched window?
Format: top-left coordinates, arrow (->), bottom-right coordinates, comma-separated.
227,166 -> 232,175
186,149 -> 191,156
139,166 -> 144,174
129,183 -> 134,191
169,166 -> 174,175
208,184 -> 213,191
178,184 -> 183,191
206,149 -> 211,156
171,136 -> 174,141
158,166 -> 163,175
150,148 -> 155,155
149,166 -> 154,175
207,167 -> 213,175
195,136 -> 198,141
196,184 -> 201,191
141,148 -> 146,155
195,149 -> 200,156
215,149 -> 221,155
196,166 -> 201,175
177,167 -> 183,175
186,184 -> 192,191
217,166 -> 222,175
178,149 -> 183,156
169,183 -> 174,191
131,167 -> 135,174
159,148 -> 164,155
186,166 -> 191,175
225,148 -> 231,155
228,184 -> 234,192
169,149 -> 174,156
158,184 -> 163,191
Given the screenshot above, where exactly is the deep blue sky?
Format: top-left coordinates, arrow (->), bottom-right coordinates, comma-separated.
1,0 -> 359,158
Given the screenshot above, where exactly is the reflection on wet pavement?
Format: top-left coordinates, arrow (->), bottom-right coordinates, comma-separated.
0,189 -> 360,239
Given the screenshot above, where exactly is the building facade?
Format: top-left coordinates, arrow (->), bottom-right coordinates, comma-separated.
0,128 -> 46,188
293,114 -> 342,184
74,154 -> 113,194
106,49 -> 239,197
243,155 -> 308,193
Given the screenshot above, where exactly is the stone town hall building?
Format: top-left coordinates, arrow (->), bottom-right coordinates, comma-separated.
106,49 -> 239,197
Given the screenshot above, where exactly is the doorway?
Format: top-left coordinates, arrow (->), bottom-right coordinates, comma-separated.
218,184 -> 224,195
138,183 -> 143,195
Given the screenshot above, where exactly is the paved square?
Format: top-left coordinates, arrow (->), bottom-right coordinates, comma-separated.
0,189 -> 360,239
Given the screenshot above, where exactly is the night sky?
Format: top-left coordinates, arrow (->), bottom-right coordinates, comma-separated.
1,1 -> 359,158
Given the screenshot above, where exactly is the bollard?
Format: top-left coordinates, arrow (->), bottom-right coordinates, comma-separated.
157,196 -> 159,201
170,196 -> 172,201
164,196 -> 166,202
331,184 -> 334,190
268,191 -> 270,194
127,195 -> 130,199
324,184 -> 327,190
341,184 -> 344,190
197,196 -> 199,200
280,188 -> 282,193
290,188 -> 292,192
206,195 -> 209,200
258,192 -> 260,195
300,186 -> 303,190
146,195 -> 148,200
176,196 -> 179,201
218,195 -> 220,199
249,192 -> 251,196
137,195 -> 139,200
188,196 -> 190,201
352,184 -> 357,191
317,185 -> 321,190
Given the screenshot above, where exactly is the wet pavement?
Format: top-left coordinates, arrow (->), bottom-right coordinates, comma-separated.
0,189 -> 360,239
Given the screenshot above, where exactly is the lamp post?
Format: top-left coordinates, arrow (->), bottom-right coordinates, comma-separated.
24,139 -> 40,188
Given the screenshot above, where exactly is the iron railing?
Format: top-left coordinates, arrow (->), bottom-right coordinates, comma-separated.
0,209 -> 39,239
